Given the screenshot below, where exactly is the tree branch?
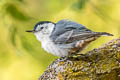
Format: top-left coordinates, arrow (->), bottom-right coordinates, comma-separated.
39,38 -> 120,80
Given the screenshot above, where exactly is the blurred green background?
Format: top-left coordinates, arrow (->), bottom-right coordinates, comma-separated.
0,0 -> 119,80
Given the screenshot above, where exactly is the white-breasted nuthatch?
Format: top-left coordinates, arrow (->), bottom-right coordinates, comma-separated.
26,19 -> 113,57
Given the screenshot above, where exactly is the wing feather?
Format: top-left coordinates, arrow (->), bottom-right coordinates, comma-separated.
50,20 -> 96,44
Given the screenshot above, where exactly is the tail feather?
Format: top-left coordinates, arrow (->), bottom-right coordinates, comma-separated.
97,32 -> 113,36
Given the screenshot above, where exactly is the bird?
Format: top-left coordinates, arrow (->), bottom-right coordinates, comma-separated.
26,19 -> 113,57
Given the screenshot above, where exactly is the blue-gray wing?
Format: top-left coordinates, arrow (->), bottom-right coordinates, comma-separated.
50,20 -> 96,44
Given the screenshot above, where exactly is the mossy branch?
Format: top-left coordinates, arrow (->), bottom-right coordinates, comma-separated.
39,38 -> 120,80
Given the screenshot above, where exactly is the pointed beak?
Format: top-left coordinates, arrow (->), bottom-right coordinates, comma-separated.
26,30 -> 35,33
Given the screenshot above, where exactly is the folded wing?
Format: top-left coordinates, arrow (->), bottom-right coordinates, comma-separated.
50,20 -> 113,44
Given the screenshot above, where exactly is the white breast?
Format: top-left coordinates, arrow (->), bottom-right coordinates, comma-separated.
41,38 -> 69,57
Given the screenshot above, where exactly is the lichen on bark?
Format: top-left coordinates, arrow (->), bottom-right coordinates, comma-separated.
39,38 -> 120,80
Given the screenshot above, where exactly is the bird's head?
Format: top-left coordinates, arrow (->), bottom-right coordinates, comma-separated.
26,21 -> 55,41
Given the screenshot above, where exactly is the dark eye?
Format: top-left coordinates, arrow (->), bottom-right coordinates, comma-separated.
40,27 -> 44,29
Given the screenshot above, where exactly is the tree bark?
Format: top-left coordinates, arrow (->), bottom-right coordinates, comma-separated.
39,38 -> 120,80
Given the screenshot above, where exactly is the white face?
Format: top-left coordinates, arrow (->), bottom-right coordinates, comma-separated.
34,23 -> 55,41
